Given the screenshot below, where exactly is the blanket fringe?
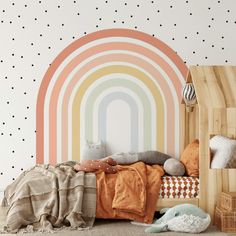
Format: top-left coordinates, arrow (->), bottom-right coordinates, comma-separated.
1,197 -> 8,207
0,224 -> 91,234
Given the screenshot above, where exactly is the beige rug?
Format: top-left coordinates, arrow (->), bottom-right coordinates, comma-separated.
0,206 -> 228,235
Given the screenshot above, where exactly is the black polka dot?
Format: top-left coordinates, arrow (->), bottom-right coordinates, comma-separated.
0,0 -> 234,188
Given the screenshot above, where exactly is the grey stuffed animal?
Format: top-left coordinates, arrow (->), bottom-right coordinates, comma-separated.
112,151 -> 171,165
145,204 -> 211,233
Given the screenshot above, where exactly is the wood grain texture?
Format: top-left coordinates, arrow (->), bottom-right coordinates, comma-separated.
189,66 -> 236,108
186,65 -> 236,222
156,198 -> 199,210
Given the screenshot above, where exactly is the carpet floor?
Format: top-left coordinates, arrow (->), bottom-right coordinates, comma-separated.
0,206 -> 228,236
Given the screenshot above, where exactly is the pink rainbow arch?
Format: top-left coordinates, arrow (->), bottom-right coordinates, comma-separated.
36,28 -> 188,164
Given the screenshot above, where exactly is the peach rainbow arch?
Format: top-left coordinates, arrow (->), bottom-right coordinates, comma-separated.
71,65 -> 165,162
53,50 -> 180,163
64,75 -> 157,163
37,28 -> 187,164
60,54 -> 176,164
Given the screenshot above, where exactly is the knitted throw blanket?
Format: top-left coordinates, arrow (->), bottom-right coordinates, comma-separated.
1,164 -> 96,233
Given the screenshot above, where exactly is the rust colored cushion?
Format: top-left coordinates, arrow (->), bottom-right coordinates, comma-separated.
74,157 -> 118,174
180,139 -> 199,177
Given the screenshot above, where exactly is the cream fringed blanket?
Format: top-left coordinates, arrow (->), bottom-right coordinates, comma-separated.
1,164 -> 96,233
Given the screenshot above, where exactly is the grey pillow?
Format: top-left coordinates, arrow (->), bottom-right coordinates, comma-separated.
164,158 -> 185,176
138,151 -> 171,165
111,152 -> 138,164
112,150 -> 171,165
81,141 -> 106,160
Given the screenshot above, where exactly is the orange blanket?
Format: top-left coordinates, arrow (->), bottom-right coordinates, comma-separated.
96,162 -> 164,223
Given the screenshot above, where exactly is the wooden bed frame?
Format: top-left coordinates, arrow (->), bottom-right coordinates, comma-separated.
156,66 -> 236,220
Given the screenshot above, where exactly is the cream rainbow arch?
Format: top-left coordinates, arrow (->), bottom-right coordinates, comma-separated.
36,29 -> 187,165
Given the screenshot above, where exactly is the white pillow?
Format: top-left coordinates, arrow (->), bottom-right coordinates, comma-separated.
81,140 -> 106,160
210,135 -> 236,168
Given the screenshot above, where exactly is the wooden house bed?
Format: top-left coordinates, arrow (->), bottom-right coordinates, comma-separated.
156,65 -> 236,220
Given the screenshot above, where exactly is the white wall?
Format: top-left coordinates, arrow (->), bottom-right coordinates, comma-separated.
0,0 -> 236,190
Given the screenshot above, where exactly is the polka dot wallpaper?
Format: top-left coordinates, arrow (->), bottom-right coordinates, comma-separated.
0,0 -> 236,191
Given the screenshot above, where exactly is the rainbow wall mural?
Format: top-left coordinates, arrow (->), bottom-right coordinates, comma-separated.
36,29 -> 188,165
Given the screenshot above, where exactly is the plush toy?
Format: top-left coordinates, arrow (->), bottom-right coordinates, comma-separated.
110,151 -> 171,165
74,157 -> 118,174
145,204 -> 211,233
163,158 -> 185,176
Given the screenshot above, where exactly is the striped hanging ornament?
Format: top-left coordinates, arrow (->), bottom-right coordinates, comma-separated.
182,83 -> 196,106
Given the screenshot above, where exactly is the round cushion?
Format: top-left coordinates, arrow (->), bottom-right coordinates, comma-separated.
164,158 -> 185,176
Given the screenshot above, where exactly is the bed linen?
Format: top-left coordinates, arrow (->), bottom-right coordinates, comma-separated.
1,164 -> 96,233
159,176 -> 199,198
96,162 -> 164,224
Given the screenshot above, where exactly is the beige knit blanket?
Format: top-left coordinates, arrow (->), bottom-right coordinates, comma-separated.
1,164 -> 96,233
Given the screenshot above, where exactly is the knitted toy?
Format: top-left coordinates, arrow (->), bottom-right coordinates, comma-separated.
74,157 -> 118,174
145,204 -> 211,233
110,151 -> 171,165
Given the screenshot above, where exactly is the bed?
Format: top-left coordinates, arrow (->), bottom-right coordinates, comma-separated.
26,30 -> 206,231
157,175 -> 199,210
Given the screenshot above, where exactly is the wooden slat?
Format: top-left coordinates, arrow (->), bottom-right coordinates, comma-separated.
227,108 -> 236,137
214,66 -> 235,107
227,108 -> 236,192
229,169 -> 236,191
203,66 -> 226,108
156,198 -> 199,210
222,169 -> 229,192
199,106 -> 208,212
223,66 -> 236,106
190,66 -> 209,108
189,106 -> 197,142
209,108 -> 227,135
180,104 -> 186,154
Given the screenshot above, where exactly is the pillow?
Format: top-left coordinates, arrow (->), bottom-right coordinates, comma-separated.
74,157 -> 117,174
180,139 -> 199,177
164,158 -> 185,176
111,152 -> 138,164
111,150 -> 171,165
81,140 -> 106,160
138,151 -> 172,165
210,135 -> 236,168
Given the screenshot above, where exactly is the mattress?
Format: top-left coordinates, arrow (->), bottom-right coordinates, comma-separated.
159,176 -> 199,198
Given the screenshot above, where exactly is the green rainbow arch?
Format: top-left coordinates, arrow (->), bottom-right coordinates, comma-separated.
84,78 -> 156,150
